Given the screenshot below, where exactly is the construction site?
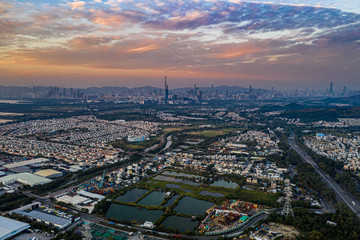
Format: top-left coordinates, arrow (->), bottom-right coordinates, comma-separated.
198,200 -> 269,234
74,170 -> 122,196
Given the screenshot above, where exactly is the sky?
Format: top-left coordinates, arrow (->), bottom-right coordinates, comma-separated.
1,0 -> 360,90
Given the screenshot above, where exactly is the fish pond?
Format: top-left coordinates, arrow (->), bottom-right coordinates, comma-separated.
199,191 -> 224,197
137,191 -> 166,206
211,180 -> 238,189
163,194 -> 179,207
162,171 -> 205,179
106,204 -> 163,222
153,175 -> 200,186
115,188 -> 148,202
162,216 -> 198,233
174,197 -> 214,216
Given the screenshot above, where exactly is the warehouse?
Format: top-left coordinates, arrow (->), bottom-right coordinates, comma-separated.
3,158 -> 49,169
0,216 -> 30,240
0,173 -> 52,187
35,169 -> 63,179
12,210 -> 72,229
56,194 -> 89,205
78,190 -> 105,201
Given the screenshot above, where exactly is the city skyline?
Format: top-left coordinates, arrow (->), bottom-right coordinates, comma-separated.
1,0 -> 360,89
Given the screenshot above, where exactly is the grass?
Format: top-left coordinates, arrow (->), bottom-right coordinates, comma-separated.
110,134 -> 163,151
187,128 -> 238,138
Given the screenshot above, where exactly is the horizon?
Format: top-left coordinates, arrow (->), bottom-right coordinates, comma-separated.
1,0 -> 360,89
0,82 -> 357,92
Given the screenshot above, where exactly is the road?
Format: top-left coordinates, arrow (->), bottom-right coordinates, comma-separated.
288,129 -> 360,217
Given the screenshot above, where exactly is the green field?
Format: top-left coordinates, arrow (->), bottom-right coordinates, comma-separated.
188,128 -> 237,138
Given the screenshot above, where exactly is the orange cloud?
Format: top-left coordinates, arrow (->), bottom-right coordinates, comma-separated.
126,44 -> 160,53
88,9 -> 125,26
215,45 -> 266,58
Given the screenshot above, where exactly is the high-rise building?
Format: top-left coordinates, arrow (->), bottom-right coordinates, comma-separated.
164,76 -> 169,103
329,82 -> 334,94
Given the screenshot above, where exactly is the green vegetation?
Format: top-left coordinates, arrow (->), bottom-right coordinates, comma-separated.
293,162 -> 336,204
188,128 -> 237,138
51,230 -> 82,240
111,134 -> 163,151
0,193 -> 33,211
263,203 -> 360,240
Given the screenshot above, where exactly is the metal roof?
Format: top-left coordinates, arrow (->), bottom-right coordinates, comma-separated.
34,169 -> 62,178
12,210 -> 71,228
0,216 -> 30,240
3,158 -> 49,169
0,173 -> 51,186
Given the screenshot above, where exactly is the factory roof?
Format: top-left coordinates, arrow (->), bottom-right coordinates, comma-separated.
3,158 -> 49,169
0,216 -> 30,240
12,210 -> 71,229
78,190 -> 105,200
34,169 -> 62,178
0,173 -> 52,186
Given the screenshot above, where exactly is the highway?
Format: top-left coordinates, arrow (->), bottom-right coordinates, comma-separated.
288,129 -> 360,217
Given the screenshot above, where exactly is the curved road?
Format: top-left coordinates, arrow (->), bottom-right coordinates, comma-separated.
288,129 -> 360,217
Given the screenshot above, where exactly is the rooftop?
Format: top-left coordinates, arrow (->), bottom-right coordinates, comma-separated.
0,216 -> 30,240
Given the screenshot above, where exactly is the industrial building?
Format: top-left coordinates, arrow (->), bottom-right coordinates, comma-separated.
12,210 -> 72,230
34,169 -> 63,179
78,190 -> 105,201
0,216 -> 30,240
2,158 -> 49,169
0,173 -> 52,187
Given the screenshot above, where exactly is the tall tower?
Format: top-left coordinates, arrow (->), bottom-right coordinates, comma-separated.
281,187 -> 294,217
329,82 -> 334,95
164,76 -> 169,103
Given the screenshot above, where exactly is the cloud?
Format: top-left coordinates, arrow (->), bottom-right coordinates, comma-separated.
1,0 -> 360,88
127,44 -> 160,53
68,1 -> 86,10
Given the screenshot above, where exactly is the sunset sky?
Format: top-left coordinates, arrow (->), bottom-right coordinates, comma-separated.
1,0 -> 360,89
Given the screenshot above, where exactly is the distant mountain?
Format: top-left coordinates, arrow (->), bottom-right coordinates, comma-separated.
281,106 -> 360,122
324,94 -> 360,106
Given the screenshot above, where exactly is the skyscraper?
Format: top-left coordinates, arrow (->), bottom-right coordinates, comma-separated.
164,76 -> 169,103
329,82 -> 334,95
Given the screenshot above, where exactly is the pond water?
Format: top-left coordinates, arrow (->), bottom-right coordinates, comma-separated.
199,191 -> 224,197
115,188 -> 148,202
106,204 -> 163,223
162,216 -> 198,233
174,197 -> 214,216
153,175 -> 200,186
166,183 -> 181,189
163,195 -> 179,207
137,191 -> 166,206
211,180 -> 238,189
162,171 -> 205,179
